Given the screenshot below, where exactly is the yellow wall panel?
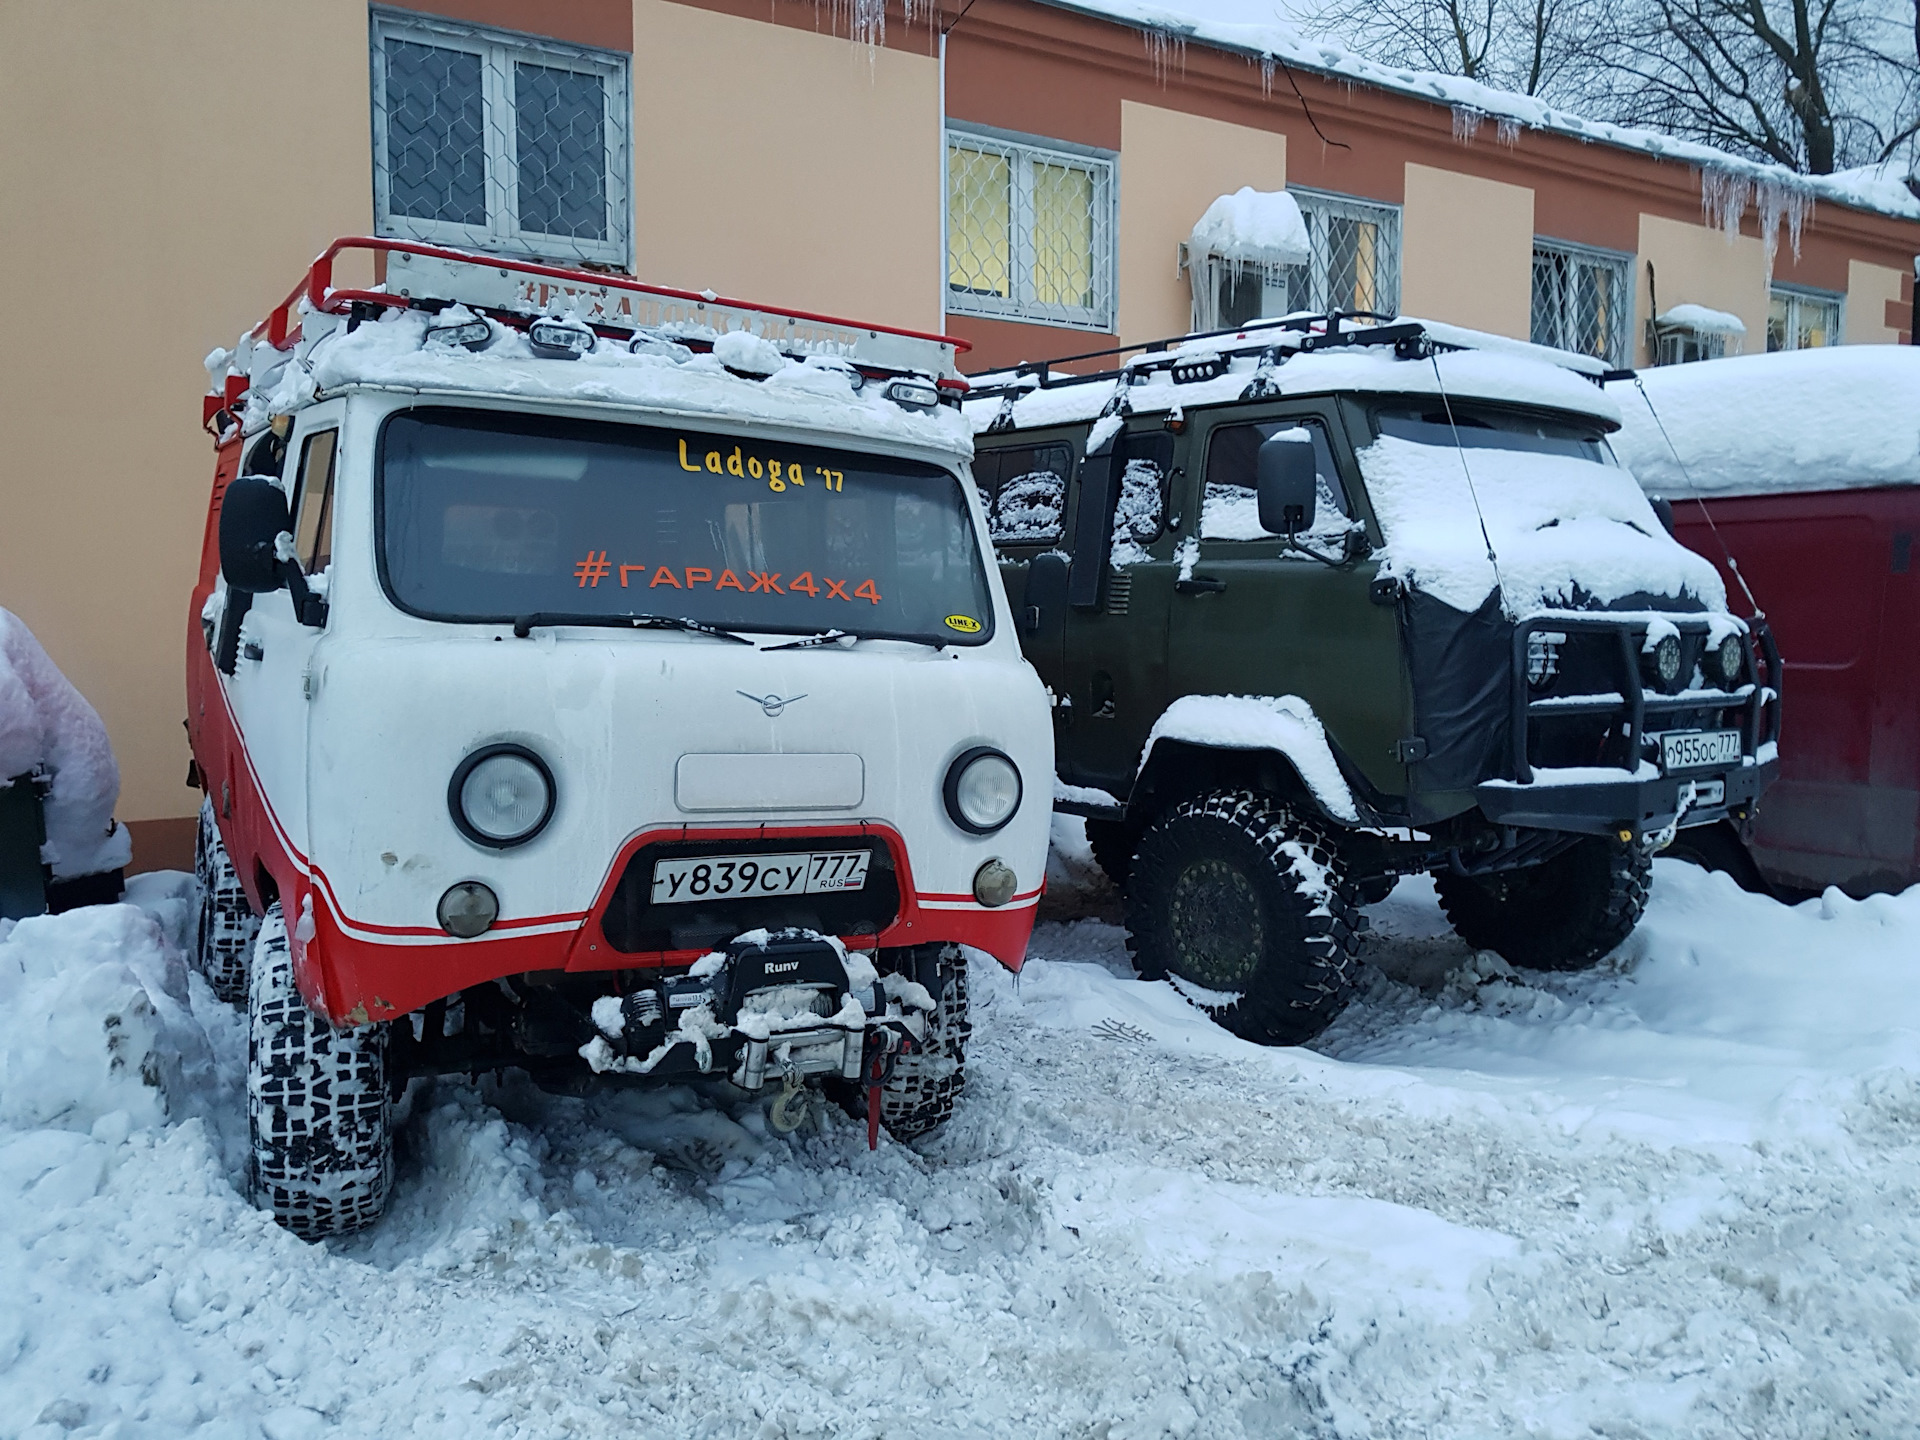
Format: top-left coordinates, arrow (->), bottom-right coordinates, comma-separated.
1400,163 -> 1533,338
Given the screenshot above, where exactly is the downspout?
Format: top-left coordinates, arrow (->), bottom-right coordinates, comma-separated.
939,25 -> 949,332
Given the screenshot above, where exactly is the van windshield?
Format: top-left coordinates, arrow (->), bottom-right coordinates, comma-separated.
378,409 -> 995,645
1374,404 -> 1613,463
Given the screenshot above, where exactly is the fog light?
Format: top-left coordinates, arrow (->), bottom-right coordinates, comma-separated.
972,858 -> 1017,907
884,377 -> 939,412
1642,633 -> 1682,691
424,318 -> 493,352
1713,634 -> 1743,688
437,881 -> 498,938
528,318 -> 595,359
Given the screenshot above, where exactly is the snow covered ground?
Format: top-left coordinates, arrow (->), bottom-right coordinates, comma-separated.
5,829 -> 1920,1438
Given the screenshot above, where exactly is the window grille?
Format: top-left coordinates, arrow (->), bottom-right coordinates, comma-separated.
1531,239 -> 1631,366
1766,285 -> 1843,351
946,128 -> 1115,331
371,10 -> 631,268
1193,190 -> 1400,332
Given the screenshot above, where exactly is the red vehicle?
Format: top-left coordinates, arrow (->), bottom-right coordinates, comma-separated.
1613,347 -> 1920,896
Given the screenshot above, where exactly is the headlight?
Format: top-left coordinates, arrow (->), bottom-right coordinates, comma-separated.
1642,634 -> 1683,692
943,747 -> 1022,834
1713,634 -> 1744,689
449,744 -> 555,848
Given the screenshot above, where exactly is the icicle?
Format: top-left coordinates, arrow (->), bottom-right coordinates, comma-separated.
1451,107 -> 1483,144
1700,166 -> 1814,274
1495,116 -> 1521,147
1259,53 -> 1277,98
1141,25 -> 1186,82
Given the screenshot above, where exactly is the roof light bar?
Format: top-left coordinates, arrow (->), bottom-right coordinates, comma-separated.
528,318 -> 596,360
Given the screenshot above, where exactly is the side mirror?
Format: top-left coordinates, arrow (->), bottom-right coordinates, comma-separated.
219,475 -> 290,593
1256,433 -> 1318,536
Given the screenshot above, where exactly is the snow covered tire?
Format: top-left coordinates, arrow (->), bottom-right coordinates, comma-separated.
1084,818 -> 1134,892
1125,791 -> 1364,1046
247,901 -> 393,1239
194,797 -> 257,1005
1434,836 -> 1650,971
877,945 -> 970,1142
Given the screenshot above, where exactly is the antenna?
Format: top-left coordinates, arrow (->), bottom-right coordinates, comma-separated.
1631,378 -> 1765,620
1427,354 -> 1505,600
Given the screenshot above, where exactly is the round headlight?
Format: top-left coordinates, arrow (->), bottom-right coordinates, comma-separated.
1714,634 -> 1744,689
944,747 -> 1022,834
1643,634 -> 1683,692
449,744 -> 555,848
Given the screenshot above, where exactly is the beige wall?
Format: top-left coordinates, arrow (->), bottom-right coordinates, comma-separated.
1845,259 -> 1908,345
1399,163 -> 1534,338
0,1 -> 372,842
1116,101 -> 1286,347
1634,214 -> 1769,365
630,0 -> 941,333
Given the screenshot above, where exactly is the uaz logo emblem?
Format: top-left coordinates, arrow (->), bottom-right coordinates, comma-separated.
738,690 -> 807,717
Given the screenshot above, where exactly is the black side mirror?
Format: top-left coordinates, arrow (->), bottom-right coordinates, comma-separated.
219,475 -> 291,593
1256,433 -> 1318,536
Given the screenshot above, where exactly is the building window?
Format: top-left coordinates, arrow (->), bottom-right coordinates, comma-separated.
1767,285 -> 1843,351
1199,190 -> 1400,332
946,127 -> 1115,331
370,10 -> 631,268
1531,239 -> 1631,366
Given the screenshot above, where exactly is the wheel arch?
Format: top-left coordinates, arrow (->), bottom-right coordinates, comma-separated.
1127,696 -> 1363,834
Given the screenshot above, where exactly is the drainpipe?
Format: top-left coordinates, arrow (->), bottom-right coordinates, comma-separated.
938,25 -> 949,332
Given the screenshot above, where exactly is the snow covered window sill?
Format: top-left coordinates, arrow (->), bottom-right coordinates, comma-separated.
370,8 -> 632,270
945,125 -> 1116,333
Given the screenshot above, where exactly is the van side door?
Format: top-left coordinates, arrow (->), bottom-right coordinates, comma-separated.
1164,402 -> 1405,805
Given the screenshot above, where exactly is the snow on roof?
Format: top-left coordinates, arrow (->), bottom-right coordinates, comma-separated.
1654,304 -> 1747,337
966,318 -> 1622,435
1035,0 -> 1920,226
1608,347 -> 1920,499
1189,187 -> 1310,267
217,305 -> 974,460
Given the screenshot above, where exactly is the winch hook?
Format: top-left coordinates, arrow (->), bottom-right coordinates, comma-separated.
768,1069 -> 809,1135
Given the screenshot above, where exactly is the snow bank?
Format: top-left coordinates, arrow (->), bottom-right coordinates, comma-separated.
1610,347 -> 1920,499
1141,694 -> 1360,822
218,304 -> 975,462
1188,187 -> 1310,267
1653,303 -> 1746,337
0,610 -> 130,880
1361,434 -> 1727,614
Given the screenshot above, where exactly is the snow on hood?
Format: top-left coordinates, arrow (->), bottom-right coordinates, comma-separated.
1361,435 -> 1728,615
1188,187 -> 1310,267
219,305 -> 975,460
0,610 -> 131,881
968,331 -> 1621,435
1610,347 -> 1920,499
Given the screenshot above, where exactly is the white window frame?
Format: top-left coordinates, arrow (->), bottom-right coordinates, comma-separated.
1188,188 -> 1402,331
944,124 -> 1117,332
1531,237 -> 1633,367
1767,283 -> 1845,352
370,9 -> 631,268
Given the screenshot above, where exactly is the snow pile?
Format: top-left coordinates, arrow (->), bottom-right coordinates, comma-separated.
210,303 -> 975,462
1610,346 -> 1920,499
1361,434 -> 1728,614
1141,694 -> 1359,822
1187,187 -> 1310,268
1653,303 -> 1746,337
0,609 -> 131,880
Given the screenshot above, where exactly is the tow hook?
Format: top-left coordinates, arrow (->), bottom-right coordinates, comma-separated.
863,1033 -> 913,1150
769,1067 -> 809,1135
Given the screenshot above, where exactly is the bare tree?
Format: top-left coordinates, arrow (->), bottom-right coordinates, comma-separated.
1297,0 -> 1618,100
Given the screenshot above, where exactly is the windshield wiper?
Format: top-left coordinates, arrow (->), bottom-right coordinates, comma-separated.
511,612 -> 752,644
761,629 -> 942,652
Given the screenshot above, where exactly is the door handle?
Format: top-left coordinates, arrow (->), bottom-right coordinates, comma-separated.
241,641 -> 264,662
1175,575 -> 1227,595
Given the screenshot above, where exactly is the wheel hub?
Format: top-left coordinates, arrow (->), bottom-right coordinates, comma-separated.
1165,857 -> 1264,992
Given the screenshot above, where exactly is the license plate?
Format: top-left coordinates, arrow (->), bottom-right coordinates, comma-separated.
1659,729 -> 1742,772
649,850 -> 871,905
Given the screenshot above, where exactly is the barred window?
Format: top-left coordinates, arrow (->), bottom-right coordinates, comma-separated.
1766,285 -> 1843,351
371,10 -> 631,268
1531,239 -> 1631,366
947,128 -> 1115,331
1198,190 -> 1400,332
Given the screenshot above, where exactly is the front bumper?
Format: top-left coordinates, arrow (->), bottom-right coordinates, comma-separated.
1477,757 -> 1776,839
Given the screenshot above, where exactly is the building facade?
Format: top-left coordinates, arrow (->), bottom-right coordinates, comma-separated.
2,0 -> 1915,871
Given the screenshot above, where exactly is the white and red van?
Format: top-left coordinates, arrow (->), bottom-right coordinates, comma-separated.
187,239 -> 1051,1238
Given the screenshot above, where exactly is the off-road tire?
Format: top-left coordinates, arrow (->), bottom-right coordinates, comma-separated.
1433,837 -> 1650,971
1125,791 -> 1364,1046
194,797 -> 257,1004
877,945 -> 971,1142
1084,819 -> 1134,892
247,902 -> 393,1239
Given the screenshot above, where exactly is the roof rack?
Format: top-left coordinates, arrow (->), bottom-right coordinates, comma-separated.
965,311 -> 1630,403
245,235 -> 968,374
